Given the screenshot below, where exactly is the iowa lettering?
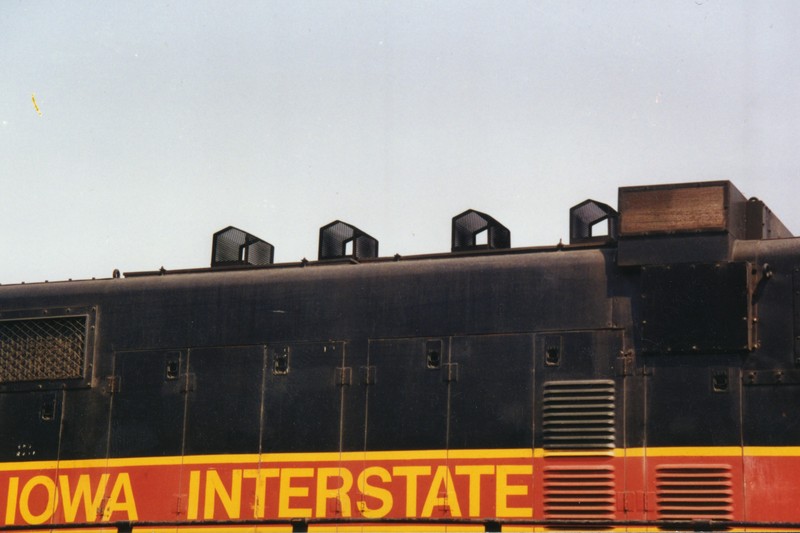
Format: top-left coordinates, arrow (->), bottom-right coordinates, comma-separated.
4,473 -> 137,525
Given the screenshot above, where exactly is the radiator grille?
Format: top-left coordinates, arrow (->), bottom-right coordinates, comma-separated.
656,465 -> 734,521
0,316 -> 87,382
544,464 -> 616,521
543,380 -> 616,450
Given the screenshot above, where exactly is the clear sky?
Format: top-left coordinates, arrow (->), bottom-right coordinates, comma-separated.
2,1 -> 799,284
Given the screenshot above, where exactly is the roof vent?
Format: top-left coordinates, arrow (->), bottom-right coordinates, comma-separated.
211,226 -> 274,267
569,200 -> 619,244
451,210 -> 510,252
318,221 -> 378,260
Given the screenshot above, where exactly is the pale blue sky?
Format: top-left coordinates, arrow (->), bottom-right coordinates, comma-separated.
2,1 -> 799,284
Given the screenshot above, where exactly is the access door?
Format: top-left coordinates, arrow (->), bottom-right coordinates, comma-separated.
534,329 -> 625,524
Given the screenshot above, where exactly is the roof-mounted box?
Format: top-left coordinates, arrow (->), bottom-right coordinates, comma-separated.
619,181 -> 740,237
617,181 -> 792,266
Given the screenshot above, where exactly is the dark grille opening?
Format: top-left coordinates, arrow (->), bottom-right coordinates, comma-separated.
543,380 -> 616,450
544,465 -> 616,522
0,316 -> 87,382
656,465 -> 734,522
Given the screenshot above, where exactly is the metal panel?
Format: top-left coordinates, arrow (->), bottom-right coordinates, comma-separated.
0,390 -> 63,461
59,387 -> 111,460
184,345 -> 264,455
534,330 -> 623,450
449,334 -> 533,449
366,337 -> 448,451
262,342 -> 344,452
109,350 -> 187,457
644,355 -> 742,447
640,262 -> 753,354
534,330 -> 623,524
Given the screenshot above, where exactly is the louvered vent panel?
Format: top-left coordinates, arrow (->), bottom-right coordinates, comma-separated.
544,465 -> 616,521
0,316 -> 86,382
656,465 -> 734,521
543,380 -> 616,450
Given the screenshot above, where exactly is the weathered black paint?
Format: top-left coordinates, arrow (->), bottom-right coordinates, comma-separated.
0,182 -> 798,464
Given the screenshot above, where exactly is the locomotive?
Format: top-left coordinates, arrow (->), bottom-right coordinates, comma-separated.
1,180 -> 799,532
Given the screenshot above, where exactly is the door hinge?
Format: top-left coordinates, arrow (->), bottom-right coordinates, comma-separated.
181,373 -> 195,393
615,356 -> 633,376
336,366 -> 352,386
621,491 -> 646,513
362,365 -> 376,385
443,362 -> 459,383
104,376 -> 119,395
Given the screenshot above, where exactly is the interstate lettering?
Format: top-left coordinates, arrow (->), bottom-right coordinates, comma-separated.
1,457 -> 533,525
187,463 -> 533,520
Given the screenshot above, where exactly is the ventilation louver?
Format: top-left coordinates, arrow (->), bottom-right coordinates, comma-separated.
656,465 -> 734,522
543,380 -> 616,450
544,465 -> 616,522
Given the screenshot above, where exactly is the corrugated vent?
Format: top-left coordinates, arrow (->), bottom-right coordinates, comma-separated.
544,465 -> 616,521
656,465 -> 734,522
0,316 -> 86,382
543,380 -> 616,450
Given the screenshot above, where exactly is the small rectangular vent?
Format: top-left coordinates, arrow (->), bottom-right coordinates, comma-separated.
656,465 -> 734,522
543,380 -> 616,450
544,465 -> 616,521
0,316 -> 87,383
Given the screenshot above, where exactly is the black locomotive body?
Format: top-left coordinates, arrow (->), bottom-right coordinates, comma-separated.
1,180 -> 798,532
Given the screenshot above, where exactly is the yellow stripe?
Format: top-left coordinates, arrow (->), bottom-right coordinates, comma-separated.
0,449 -> 534,471
629,446 -> 743,457
744,446 -> 800,457
4,446 -> 800,472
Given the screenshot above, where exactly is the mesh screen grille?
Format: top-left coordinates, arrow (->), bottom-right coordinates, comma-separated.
0,316 -> 86,382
